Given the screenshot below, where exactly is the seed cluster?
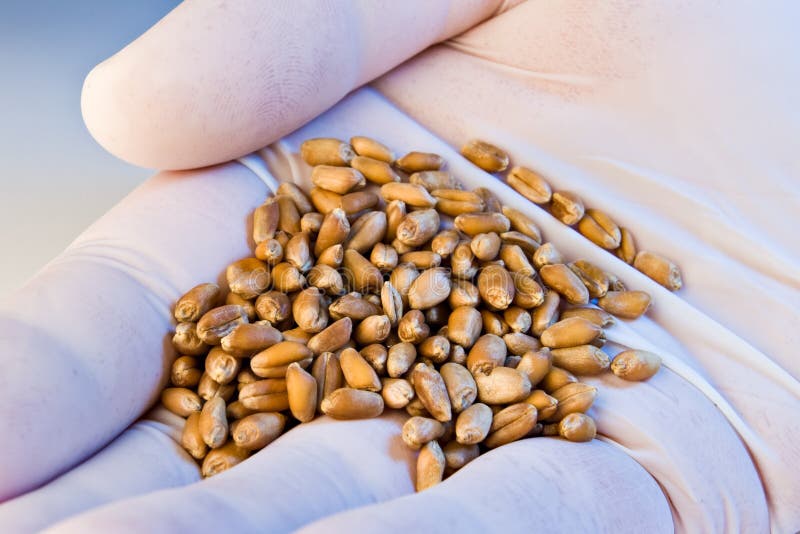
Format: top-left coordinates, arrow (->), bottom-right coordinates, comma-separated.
163,136 -> 664,488
461,140 -> 683,291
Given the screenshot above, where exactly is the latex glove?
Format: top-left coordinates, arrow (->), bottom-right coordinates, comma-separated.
0,0 -> 510,503
2,1 -> 799,532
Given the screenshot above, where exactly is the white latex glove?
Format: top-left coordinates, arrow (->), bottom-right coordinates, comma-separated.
1,1 -> 798,532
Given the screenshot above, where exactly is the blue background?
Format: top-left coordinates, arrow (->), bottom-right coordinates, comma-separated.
0,0 -> 180,297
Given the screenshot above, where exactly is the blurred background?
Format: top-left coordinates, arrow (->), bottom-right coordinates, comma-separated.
0,0 -> 180,298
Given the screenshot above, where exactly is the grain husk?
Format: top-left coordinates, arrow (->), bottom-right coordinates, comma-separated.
254,238 -> 284,265
478,264 -> 516,311
550,191 -> 585,226
484,403 -> 538,448
328,294 -> 380,321
467,333 -> 507,375
524,389 -> 558,420
559,413 -> 596,442
560,307 -> 615,328
271,262 -> 306,293
204,347 -> 241,385
611,349 -> 662,381
550,345 -> 611,375
199,396 -> 228,449
541,317 -> 603,349
181,412 -> 207,459
307,317 -> 353,354
616,227 -> 637,264
201,442 -> 249,478
502,332 -> 542,355
506,166 -> 552,204
634,251 -> 683,291
416,440 -> 446,491
397,209 -> 440,247
547,382 -> 597,422
301,138 -> 355,166
175,283 -> 220,323
221,322 -> 282,357
253,198 -> 280,244
371,243 -> 399,271
340,347 -> 382,391
474,367 -> 532,404
381,378 -> 415,409
396,151 -> 444,173
380,182 -> 437,208
320,388 -> 385,419
539,366 -> 578,393
408,267 -> 451,309
311,165 -> 366,194
276,195 -> 301,233
232,412 -> 286,450
531,290 -> 560,336
350,155 -> 401,184
597,290 -> 652,319
398,309 -> 430,344
440,362 -> 477,413
455,402 -> 493,445
402,416 -> 445,449
171,355 -> 202,388
387,342 -> 417,378
350,136 -> 394,163
461,139 -> 509,172
577,208 -> 621,249
162,387 -> 202,417
431,189 -> 483,216
197,305 -> 250,346
342,249 -> 383,293
539,264 -> 590,305
172,322 -> 208,356
454,212 -> 510,236
311,352 -> 344,411
346,211 -> 387,253
286,362 -> 318,422
516,349 -> 552,386
412,363 -> 452,422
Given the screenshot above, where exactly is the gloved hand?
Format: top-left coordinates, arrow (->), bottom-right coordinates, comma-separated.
1,1 -> 798,532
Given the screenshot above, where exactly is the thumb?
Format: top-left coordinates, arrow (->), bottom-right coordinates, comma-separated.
81,0 -> 519,171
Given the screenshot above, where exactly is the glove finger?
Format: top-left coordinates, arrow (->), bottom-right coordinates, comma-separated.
81,0 -> 520,170
298,437 -> 672,533
0,407 -> 199,533
0,162 -> 267,500
44,413 -> 415,534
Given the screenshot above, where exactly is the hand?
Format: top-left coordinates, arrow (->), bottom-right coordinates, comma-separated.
2,1 -> 798,532
0,142 -> 679,534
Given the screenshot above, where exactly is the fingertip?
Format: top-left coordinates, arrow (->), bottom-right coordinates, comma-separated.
79,0 -> 512,171
80,46 -> 195,170
78,1 -> 312,171
81,60 -> 127,164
